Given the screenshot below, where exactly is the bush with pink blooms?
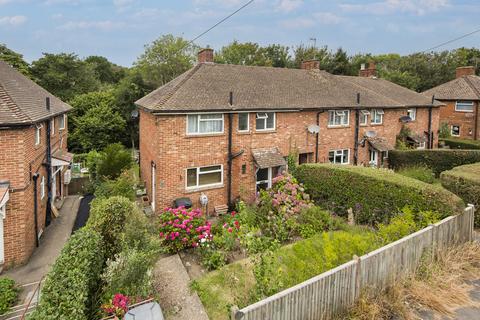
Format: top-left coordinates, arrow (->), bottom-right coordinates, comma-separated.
101,293 -> 130,318
158,207 -> 212,252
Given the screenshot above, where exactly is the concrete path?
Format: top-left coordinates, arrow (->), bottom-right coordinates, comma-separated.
153,254 -> 209,320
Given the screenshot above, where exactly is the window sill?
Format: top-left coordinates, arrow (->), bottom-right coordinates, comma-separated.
255,129 -> 276,133
186,133 -> 225,138
237,131 -> 251,135
185,184 -> 224,193
454,110 -> 474,113
370,123 -> 383,126
327,125 -> 350,129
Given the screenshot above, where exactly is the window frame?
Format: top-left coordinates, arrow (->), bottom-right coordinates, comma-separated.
59,114 -> 66,130
360,110 -> 370,126
50,118 -> 55,135
328,110 -> 350,127
185,164 -> 223,190
371,109 -> 384,125
328,149 -> 350,165
238,112 -> 250,132
255,112 -> 276,131
407,108 -> 416,121
455,101 -> 474,113
40,176 -> 45,199
35,125 -> 42,146
451,125 -> 460,137
186,113 -> 225,135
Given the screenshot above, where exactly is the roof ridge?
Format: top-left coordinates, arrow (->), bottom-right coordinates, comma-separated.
155,64 -> 203,108
338,76 -> 401,106
0,82 -> 31,123
464,76 -> 480,99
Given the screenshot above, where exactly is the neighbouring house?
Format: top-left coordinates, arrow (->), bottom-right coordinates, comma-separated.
0,60 -> 72,268
423,66 -> 480,140
136,49 -> 441,213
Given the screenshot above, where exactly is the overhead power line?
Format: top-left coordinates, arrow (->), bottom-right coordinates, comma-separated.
421,26 -> 480,53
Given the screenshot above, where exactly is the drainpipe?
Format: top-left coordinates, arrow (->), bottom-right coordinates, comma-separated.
32,173 -> 39,247
475,101 -> 479,141
45,97 -> 52,226
315,111 -> 324,163
227,92 -> 234,208
353,93 -> 361,165
427,95 -> 434,149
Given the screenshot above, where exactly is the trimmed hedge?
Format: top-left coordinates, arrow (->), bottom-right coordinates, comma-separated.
0,278 -> 17,315
441,162 -> 480,227
29,228 -> 104,320
295,164 -> 464,224
389,149 -> 480,176
441,138 -> 480,150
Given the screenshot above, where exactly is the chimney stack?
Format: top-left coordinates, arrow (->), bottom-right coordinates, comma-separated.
300,60 -> 320,70
359,61 -> 376,77
198,48 -> 214,64
456,66 -> 475,79
46,97 -> 50,111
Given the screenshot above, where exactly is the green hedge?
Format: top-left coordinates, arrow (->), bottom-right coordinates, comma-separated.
0,278 -> 17,315
441,138 -> 480,150
441,163 -> 480,227
389,149 -> 480,176
30,228 -> 104,320
295,164 -> 464,224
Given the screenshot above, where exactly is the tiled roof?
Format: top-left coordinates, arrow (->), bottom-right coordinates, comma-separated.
252,147 -> 286,169
423,75 -> 480,100
52,149 -> 74,163
0,60 -> 71,126
368,137 -> 394,152
136,63 -> 439,113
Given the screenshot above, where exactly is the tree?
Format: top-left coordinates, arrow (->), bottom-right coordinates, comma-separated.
96,143 -> 133,180
215,41 -> 268,66
84,56 -> 126,84
292,44 -> 331,69
135,34 -> 198,87
0,43 -> 31,77
30,53 -> 100,101
263,44 -> 291,68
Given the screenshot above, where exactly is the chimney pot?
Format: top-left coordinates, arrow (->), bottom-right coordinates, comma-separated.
301,60 -> 320,70
456,66 -> 475,79
198,48 -> 214,64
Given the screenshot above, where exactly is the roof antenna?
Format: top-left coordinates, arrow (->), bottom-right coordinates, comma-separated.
229,91 -> 233,106
46,97 -> 50,111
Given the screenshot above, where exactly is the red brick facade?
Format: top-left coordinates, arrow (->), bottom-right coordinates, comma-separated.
0,115 -> 69,266
438,100 -> 479,140
139,107 -> 439,213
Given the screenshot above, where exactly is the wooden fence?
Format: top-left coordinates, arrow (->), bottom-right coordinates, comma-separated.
232,205 -> 475,320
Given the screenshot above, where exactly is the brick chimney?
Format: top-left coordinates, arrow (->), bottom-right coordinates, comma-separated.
198,48 -> 214,64
359,61 -> 377,77
301,60 -> 320,70
456,66 -> 475,78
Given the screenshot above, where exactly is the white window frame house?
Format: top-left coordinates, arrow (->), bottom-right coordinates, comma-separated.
328,110 -> 350,127
371,109 -> 384,124
186,165 -> 223,190
187,114 -> 224,135
328,149 -> 350,164
255,112 -> 275,131
407,108 -> 416,121
0,185 -> 9,265
360,110 -> 370,126
455,101 -> 474,112
238,113 -> 250,132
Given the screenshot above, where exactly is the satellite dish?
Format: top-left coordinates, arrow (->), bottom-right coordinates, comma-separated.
307,124 -> 320,134
399,115 -> 412,123
131,109 -> 139,119
364,130 -> 377,138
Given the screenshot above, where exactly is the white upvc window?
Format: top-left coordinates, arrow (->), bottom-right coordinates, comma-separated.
371,109 -> 384,124
417,141 -> 426,149
238,113 -> 249,132
50,118 -> 55,135
187,114 -> 224,135
451,125 -> 460,137
360,110 -> 370,126
255,112 -> 275,131
407,108 -> 416,121
256,166 -> 281,192
186,165 -> 223,189
328,149 -> 350,164
455,101 -> 474,112
40,176 -> 45,199
35,125 -> 42,145
328,110 -> 350,127
59,114 -> 66,130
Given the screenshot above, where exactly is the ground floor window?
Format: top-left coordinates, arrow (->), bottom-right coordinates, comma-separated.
417,141 -> 426,149
328,149 -> 349,164
451,125 -> 460,137
186,165 -> 223,189
256,166 -> 280,192
298,152 -> 313,165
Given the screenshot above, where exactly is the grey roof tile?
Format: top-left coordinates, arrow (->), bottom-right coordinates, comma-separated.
423,75 -> 480,100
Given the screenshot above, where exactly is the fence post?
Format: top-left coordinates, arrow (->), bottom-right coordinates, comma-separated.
353,255 -> 362,298
430,224 -> 436,262
231,305 -> 242,320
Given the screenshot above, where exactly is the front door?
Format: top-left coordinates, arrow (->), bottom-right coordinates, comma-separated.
256,166 -> 281,192
0,201 -> 7,265
369,150 -> 378,167
151,164 -> 156,212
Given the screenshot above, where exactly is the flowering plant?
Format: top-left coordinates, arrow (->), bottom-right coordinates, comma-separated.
158,207 -> 212,252
214,211 -> 241,251
101,293 -> 130,318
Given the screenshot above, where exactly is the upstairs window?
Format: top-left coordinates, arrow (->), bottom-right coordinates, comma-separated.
371,109 -> 384,124
50,118 -> 55,135
255,112 -> 275,131
328,149 -> 350,164
59,114 -> 66,130
186,165 -> 223,189
328,110 -> 349,127
35,125 -> 42,145
455,101 -> 474,112
40,176 -> 45,199
407,108 -> 416,121
238,113 -> 249,132
360,110 -> 370,125
187,114 -> 224,135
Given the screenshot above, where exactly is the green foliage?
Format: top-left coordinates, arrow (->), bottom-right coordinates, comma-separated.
96,143 -> 133,180
295,164 -> 463,225
441,138 -> 480,150
389,149 -> 480,176
0,278 -> 17,315
215,41 -> 291,68
30,228 -> 104,320
84,55 -> 126,84
0,43 -> 30,77
395,125 -> 414,150
295,206 -> 346,238
441,163 -> 480,227
439,122 -> 451,139
87,196 -> 135,260
397,166 -> 436,184
94,172 -> 136,201
200,248 -> 227,271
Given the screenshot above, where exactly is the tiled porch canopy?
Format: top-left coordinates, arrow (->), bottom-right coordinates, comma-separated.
51,149 -> 74,167
368,137 -> 394,152
252,147 -> 287,169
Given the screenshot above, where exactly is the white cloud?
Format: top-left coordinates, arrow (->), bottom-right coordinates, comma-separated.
0,15 -> 27,26
280,12 -> 343,29
59,20 -> 124,31
313,12 -> 344,25
280,17 -> 314,29
277,0 -> 303,13
340,0 -> 449,16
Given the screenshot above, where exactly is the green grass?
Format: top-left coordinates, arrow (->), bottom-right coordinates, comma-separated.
396,166 -> 437,184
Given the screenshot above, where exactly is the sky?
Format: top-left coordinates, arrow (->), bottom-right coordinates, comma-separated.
0,0 -> 479,67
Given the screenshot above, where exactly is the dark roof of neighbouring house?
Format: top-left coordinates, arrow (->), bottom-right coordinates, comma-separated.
0,60 -> 71,126
423,75 -> 480,100
136,63 -> 441,113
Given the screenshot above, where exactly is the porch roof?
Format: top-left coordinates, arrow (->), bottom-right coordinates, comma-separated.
368,137 -> 394,152
252,147 -> 286,169
52,149 -> 74,166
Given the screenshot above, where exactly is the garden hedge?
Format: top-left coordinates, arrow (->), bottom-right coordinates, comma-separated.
30,228 -> 104,320
295,164 -> 464,224
441,138 -> 480,150
389,149 -> 480,176
441,162 -> 480,227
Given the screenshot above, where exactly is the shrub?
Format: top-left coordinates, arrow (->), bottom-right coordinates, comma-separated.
295,164 -> 463,225
439,122 -> 451,139
441,162 -> 480,227
94,172 -> 136,201
294,206 -> 346,238
96,143 -> 133,180
396,166 -> 436,184
0,278 -> 17,315
87,196 -> 135,260
200,248 -> 227,271
441,138 -> 480,150
158,207 -> 212,252
30,228 -> 104,320
389,149 -> 480,176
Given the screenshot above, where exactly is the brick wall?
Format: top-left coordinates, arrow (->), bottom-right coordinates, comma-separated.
140,107 -> 438,213
439,100 -> 479,140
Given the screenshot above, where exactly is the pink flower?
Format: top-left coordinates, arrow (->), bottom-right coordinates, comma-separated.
227,227 -> 233,233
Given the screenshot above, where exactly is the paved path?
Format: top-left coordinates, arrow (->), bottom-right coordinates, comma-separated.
153,254 -> 209,320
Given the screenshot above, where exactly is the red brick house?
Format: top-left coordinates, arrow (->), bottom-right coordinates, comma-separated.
0,61 -> 72,268
423,66 -> 480,140
136,49 -> 441,213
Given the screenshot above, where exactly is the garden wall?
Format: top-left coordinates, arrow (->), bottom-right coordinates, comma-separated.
232,205 -> 475,320
295,164 -> 464,224
389,149 -> 480,176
